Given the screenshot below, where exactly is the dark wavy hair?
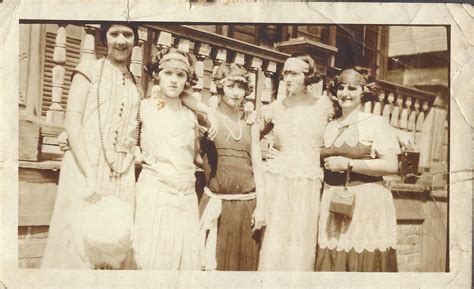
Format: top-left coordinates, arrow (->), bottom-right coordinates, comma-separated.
100,22 -> 139,46
282,53 -> 322,85
328,67 -> 380,119
144,47 -> 197,90
214,63 -> 253,97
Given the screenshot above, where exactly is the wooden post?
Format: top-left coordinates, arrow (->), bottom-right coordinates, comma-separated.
399,96 -> 410,131
130,28 -> 148,81
382,92 -> 394,122
193,43 -> 211,93
372,91 -> 384,116
46,24 -> 67,125
415,101 -> 428,150
262,61 -> 276,103
247,56 -> 262,101
209,48 -> 227,95
390,94 -> 402,128
81,24 -> 99,63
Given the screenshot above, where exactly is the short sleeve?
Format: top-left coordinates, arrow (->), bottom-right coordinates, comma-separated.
72,61 -> 94,83
371,117 -> 401,158
262,100 -> 280,124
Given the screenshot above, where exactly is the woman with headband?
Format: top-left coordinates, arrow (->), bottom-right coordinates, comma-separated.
258,54 -> 333,271
132,48 -> 204,270
199,63 -> 265,271
42,23 -> 141,269
315,68 -> 399,272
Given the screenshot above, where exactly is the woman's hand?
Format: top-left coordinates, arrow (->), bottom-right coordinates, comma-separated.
206,110 -> 218,141
323,156 -> 350,173
58,131 -> 70,152
83,175 -> 102,204
251,205 -> 266,232
266,146 -> 280,160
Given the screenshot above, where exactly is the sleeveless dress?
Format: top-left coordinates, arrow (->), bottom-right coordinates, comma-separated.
258,96 -> 332,271
41,58 -> 140,269
132,99 -> 202,270
315,110 -> 400,272
199,115 -> 259,271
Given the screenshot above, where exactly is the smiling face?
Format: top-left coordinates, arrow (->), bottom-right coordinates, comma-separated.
221,80 -> 246,109
336,82 -> 363,113
158,68 -> 187,98
106,25 -> 135,65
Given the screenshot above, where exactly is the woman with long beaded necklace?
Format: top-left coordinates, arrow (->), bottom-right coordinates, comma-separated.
132,48 -> 204,270
258,54 -> 333,271
42,23 -> 142,269
198,63 -> 265,271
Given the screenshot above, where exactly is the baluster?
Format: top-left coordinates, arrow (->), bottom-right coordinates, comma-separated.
399,96 -> 410,131
247,57 -> 262,100
415,101 -> 429,149
156,31 -> 173,53
130,29 -> 148,80
209,48 -> 227,95
372,91 -> 384,116
364,98 -> 373,113
390,95 -> 402,128
46,24 -> 67,125
193,43 -> 211,92
81,24 -> 99,63
382,92 -> 394,122
177,38 -> 191,53
407,97 -> 417,146
262,61 -> 277,103
233,52 -> 245,66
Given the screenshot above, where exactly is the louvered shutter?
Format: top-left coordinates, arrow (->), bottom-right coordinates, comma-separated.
41,28 -> 107,116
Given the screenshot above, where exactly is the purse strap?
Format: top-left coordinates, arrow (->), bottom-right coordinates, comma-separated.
344,163 -> 352,189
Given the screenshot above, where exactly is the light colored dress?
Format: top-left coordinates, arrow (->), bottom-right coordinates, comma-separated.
258,95 -> 332,271
316,110 -> 400,272
133,98 -> 202,270
41,58 -> 140,269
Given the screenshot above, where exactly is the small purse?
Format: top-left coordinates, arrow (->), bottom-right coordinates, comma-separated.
329,165 -> 355,218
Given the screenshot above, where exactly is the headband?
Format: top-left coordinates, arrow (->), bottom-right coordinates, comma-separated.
159,52 -> 191,73
283,57 -> 310,73
336,69 -> 367,86
218,75 -> 248,84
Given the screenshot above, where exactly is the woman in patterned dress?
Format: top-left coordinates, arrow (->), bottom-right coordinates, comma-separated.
199,63 -> 265,271
315,68 -> 400,272
42,23 -> 141,269
258,54 -> 333,271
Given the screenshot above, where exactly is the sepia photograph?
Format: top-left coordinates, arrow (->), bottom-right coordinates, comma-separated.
1,2 -> 472,288
18,21 -> 449,272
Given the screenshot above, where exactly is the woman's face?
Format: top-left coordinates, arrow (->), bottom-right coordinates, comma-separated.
106,25 -> 135,64
158,68 -> 187,98
336,82 -> 363,112
283,69 -> 306,95
221,80 -> 246,109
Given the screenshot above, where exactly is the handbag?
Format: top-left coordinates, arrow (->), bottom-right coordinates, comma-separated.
78,195 -> 134,269
329,160 -> 356,218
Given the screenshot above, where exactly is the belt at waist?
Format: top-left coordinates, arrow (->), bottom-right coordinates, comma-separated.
324,170 -> 383,186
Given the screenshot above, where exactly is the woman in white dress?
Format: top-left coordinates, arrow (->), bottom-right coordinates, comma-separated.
132,48 -> 203,270
258,54 -> 333,271
41,23 -> 141,269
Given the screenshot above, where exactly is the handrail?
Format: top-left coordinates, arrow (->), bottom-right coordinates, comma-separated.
378,80 -> 438,104
143,24 -> 290,64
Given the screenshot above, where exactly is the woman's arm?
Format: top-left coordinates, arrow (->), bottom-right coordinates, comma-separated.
250,123 -> 266,231
181,91 -> 218,140
323,155 -> 398,176
63,72 -> 98,200
193,125 -> 203,169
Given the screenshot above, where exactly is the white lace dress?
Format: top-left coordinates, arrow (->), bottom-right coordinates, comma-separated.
258,96 -> 332,271
132,99 -> 202,270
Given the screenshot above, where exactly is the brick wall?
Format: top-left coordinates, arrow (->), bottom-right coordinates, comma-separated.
18,226 -> 49,269
396,221 -> 423,271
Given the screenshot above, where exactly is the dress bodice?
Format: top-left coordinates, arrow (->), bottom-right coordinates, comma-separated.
140,98 -> 197,183
202,115 -> 255,194
263,96 -> 332,179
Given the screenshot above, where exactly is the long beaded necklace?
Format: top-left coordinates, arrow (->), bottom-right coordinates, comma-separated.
96,58 -> 142,178
218,107 -> 243,142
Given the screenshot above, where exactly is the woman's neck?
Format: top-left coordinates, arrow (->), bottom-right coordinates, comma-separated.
106,55 -> 129,74
285,90 -> 310,107
161,94 -> 182,111
339,106 -> 360,122
218,102 -> 241,121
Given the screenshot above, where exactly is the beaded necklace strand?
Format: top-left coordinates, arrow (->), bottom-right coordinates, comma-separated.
96,58 -> 142,178
218,107 -> 243,142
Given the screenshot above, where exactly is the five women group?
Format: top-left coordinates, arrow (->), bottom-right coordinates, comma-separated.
41,23 -> 400,272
